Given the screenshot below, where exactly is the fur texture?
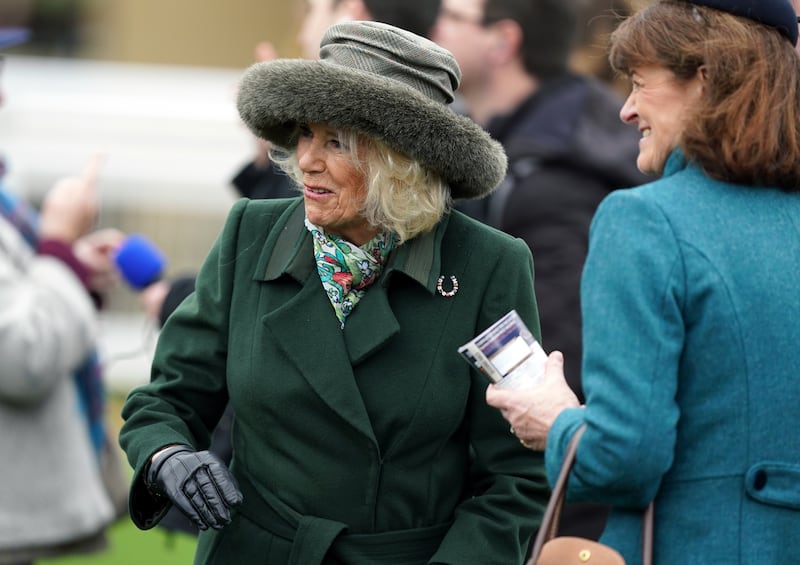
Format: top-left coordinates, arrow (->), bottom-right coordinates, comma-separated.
236,59 -> 507,200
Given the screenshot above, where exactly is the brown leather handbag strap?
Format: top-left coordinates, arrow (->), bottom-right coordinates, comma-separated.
641,497 -> 654,565
528,425 -> 654,565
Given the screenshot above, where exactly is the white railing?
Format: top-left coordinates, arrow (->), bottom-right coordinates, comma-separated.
1,55 -> 260,390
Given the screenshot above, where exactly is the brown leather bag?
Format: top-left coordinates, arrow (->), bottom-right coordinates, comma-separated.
526,425 -> 654,565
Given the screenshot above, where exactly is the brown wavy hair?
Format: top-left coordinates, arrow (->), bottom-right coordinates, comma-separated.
609,0 -> 800,191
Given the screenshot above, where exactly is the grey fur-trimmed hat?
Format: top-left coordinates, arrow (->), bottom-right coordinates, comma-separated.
236,20 -> 507,200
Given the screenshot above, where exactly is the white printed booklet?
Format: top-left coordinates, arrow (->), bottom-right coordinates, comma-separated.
458,310 -> 547,389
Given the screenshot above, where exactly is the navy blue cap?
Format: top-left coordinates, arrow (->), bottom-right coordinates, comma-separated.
0,27 -> 30,49
687,0 -> 798,46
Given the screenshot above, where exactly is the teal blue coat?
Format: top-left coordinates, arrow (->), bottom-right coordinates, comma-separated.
120,198 -> 549,564
549,152 -> 800,564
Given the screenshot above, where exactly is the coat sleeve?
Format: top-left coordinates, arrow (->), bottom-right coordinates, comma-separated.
547,190 -> 682,508
431,236 -> 551,565
0,223 -> 96,405
119,199 -> 250,529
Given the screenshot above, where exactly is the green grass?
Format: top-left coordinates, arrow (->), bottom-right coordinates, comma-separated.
39,519 -> 197,564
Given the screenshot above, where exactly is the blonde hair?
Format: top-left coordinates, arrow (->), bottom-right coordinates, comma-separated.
271,127 -> 452,244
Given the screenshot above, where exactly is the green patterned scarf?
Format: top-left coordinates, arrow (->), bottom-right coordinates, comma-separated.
305,218 -> 395,328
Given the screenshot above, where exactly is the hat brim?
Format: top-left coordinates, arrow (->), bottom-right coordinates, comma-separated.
236,60 -> 507,200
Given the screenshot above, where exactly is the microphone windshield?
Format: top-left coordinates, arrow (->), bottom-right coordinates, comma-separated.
114,234 -> 167,290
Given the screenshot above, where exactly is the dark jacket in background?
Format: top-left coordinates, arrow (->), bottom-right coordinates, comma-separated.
231,161 -> 297,201
458,74 -> 648,540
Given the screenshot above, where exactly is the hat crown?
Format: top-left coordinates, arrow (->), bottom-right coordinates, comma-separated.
687,0 -> 798,45
319,21 -> 461,105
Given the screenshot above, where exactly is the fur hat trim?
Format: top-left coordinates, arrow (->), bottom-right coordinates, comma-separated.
236,21 -> 507,200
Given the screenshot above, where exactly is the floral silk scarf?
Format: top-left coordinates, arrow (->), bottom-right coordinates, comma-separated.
305,218 -> 395,328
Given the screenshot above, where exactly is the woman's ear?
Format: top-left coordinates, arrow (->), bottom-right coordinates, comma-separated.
688,65 -> 707,101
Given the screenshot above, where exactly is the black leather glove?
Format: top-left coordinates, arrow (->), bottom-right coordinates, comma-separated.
146,445 -> 243,531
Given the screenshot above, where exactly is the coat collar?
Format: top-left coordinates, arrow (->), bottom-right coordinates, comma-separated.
256,199 -> 450,296
663,148 -> 689,177
252,200 -> 452,442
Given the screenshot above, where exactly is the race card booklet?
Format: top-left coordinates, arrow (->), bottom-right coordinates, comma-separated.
458,310 -> 547,389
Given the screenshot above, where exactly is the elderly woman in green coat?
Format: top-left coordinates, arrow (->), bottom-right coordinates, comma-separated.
119,21 -> 549,564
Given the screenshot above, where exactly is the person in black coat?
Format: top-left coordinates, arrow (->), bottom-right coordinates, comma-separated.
431,0 -> 649,541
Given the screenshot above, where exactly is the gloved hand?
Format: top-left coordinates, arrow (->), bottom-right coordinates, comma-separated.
146,445 -> 243,531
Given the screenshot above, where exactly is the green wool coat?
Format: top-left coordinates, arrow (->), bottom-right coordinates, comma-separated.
119,198 -> 549,564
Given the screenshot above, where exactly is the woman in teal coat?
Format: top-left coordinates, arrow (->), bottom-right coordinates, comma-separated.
119,21 -> 549,564
488,1 -> 800,564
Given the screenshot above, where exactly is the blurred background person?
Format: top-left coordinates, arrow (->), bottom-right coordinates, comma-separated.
298,0 -> 442,59
0,26 -> 125,564
570,0 -> 639,97
430,0 -> 647,541
120,20 -> 548,564
488,0 -> 800,563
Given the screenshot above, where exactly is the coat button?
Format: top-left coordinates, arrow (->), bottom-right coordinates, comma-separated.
753,469 -> 768,491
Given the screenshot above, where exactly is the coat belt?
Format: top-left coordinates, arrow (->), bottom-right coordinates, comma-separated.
236,469 -> 451,564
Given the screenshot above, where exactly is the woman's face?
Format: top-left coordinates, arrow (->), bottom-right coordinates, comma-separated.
620,65 -> 704,175
297,122 -> 377,245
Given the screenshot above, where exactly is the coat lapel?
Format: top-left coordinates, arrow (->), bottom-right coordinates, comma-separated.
255,203 -> 375,441
251,203 -> 452,443
342,216 -> 446,365
342,282 -> 399,365
262,276 -> 377,441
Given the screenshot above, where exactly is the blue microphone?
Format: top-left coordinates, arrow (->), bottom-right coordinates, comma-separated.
114,234 -> 167,290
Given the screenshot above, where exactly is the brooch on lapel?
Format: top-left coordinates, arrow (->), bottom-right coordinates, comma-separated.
437,275 -> 459,297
